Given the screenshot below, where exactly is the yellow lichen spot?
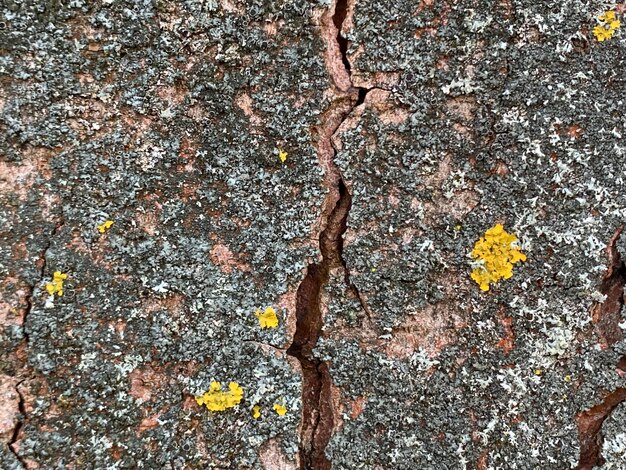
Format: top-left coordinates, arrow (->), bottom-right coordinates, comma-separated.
273,403 -> 287,416
593,10 -> 621,42
97,220 -> 114,233
278,148 -> 288,163
195,381 -> 244,412
252,405 -> 261,419
470,224 -> 526,292
45,271 -> 68,297
255,306 -> 279,329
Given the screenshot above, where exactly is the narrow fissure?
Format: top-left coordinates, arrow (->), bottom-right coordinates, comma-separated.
591,225 -> 626,349
23,221 -> 63,345
354,87 -> 367,107
575,388 -> 626,470
22,240 -> 51,345
8,381 -> 26,466
9,221 -> 62,465
332,0 -> 351,73
286,181 -> 352,470
287,1 -> 373,467
575,226 -> 626,469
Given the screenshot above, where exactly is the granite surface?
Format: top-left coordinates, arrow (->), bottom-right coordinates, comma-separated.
1,1 -> 626,469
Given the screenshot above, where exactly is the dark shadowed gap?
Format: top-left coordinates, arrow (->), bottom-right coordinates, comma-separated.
576,226 -> 626,469
8,382 -> 26,466
355,87 -> 367,106
575,388 -> 626,469
287,1 -> 375,467
287,181 -> 353,469
592,225 -> 626,348
332,0 -> 351,72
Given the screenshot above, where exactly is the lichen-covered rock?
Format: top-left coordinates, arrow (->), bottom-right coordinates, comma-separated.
1,0 -> 330,467
1,0 -> 626,469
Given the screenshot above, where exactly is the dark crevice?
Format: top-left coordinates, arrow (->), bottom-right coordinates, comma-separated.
575,226 -> 626,469
11,221 -> 62,467
355,87 -> 367,106
334,182 -> 373,320
575,388 -> 626,470
8,380 -> 26,467
288,1 -> 379,467
354,86 -> 392,107
22,240 -> 50,345
332,0 -> 370,109
22,288 -> 35,346
287,179 -> 352,470
592,225 -> 626,348
23,221 -> 63,345
286,266 -> 326,470
332,0 -> 351,73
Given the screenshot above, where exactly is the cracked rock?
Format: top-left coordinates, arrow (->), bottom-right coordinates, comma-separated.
2,0 -> 626,469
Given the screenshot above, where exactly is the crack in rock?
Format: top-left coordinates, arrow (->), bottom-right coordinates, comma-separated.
9,221 -> 63,467
286,0 -> 376,467
8,380 -> 26,468
592,225 -> 626,349
575,226 -> 626,469
24,221 -> 64,343
575,387 -> 626,470
286,172 -> 353,470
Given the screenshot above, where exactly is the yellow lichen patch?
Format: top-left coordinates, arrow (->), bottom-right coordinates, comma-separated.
252,405 -> 261,419
278,148 -> 288,163
255,306 -> 279,329
273,403 -> 287,416
593,10 -> 621,42
470,224 -> 526,292
97,220 -> 114,233
195,381 -> 244,412
46,271 -> 68,297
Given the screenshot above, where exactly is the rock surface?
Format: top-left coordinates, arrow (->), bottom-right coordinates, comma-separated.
1,0 -> 626,469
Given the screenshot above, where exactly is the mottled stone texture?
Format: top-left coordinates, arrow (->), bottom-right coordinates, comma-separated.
1,0 -> 626,469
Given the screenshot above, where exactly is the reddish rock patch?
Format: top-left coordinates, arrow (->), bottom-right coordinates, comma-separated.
0,375 -> 20,443
259,438 -> 297,470
496,308 -> 515,354
210,242 -> 250,273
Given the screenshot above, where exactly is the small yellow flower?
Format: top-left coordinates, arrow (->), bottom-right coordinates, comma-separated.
273,403 -> 287,416
255,306 -> 279,329
97,220 -> 114,233
470,224 -> 526,291
252,405 -> 261,419
46,271 -> 68,297
534,369 -> 542,376
593,10 -> 621,42
278,148 -> 288,163
195,381 -> 244,412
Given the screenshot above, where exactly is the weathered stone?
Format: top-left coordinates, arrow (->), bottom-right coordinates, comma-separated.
1,0 -> 626,469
